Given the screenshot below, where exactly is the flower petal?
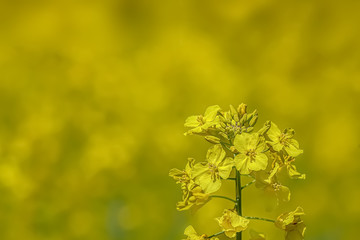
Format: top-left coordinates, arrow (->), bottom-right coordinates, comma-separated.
285,144 -> 303,157
203,105 -> 221,121
235,154 -> 250,174
234,133 -> 251,152
249,153 -> 268,172
218,157 -> 234,179
184,116 -> 200,128
266,121 -> 282,142
206,144 -> 225,165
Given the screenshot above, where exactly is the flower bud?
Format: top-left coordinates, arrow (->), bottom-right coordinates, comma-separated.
240,114 -> 247,125
218,132 -> 228,139
249,115 -> 258,127
237,103 -> 247,115
230,146 -> 239,153
258,121 -> 271,135
230,104 -> 239,121
284,128 -> 295,138
204,136 -> 221,144
247,109 -> 258,121
245,127 -> 254,132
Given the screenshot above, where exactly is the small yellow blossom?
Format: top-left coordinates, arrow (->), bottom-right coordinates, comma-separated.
249,229 -> 266,240
266,122 -> 303,157
184,105 -> 221,135
274,154 -> 305,180
216,209 -> 249,238
183,225 -> 219,240
169,158 -> 195,192
169,158 -> 209,211
275,207 -> 306,240
176,182 -> 209,211
254,163 -> 290,203
234,133 -> 268,174
192,145 -> 234,193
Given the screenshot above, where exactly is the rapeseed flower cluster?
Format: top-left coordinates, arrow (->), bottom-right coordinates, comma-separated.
170,104 -> 306,239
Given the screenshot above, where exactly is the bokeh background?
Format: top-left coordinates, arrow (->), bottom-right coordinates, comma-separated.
0,0 -> 359,239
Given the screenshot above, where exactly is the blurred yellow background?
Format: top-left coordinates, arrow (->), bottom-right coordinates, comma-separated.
0,0 -> 359,239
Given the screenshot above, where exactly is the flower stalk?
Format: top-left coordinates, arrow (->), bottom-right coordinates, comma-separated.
244,216 -> 275,223
240,179 -> 255,190
235,170 -> 242,240
210,195 -> 236,203
208,231 -> 225,238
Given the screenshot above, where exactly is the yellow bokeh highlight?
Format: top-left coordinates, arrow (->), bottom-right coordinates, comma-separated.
0,0 -> 359,239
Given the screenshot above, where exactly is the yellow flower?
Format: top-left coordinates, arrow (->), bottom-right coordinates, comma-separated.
182,225 -> 219,240
192,145 -> 234,193
169,158 -> 195,192
275,207 -> 306,240
176,182 -> 209,211
249,229 -> 266,240
216,209 -> 249,238
275,154 -> 305,180
266,122 -> 303,157
184,105 -> 221,135
254,163 -> 290,203
233,133 -> 268,174
169,158 -> 209,211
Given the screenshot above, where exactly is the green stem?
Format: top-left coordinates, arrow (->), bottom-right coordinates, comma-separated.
220,142 -> 232,152
226,177 -> 236,180
244,216 -> 275,223
235,170 -> 242,240
240,174 -> 255,178
210,195 -> 236,203
240,180 -> 255,190
207,231 -> 225,238
220,141 -> 231,146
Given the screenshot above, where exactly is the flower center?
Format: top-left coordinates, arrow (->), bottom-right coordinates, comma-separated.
197,115 -> 205,124
279,133 -> 289,146
246,149 -> 257,161
208,163 -> 218,177
180,174 -> 188,183
272,183 -> 281,191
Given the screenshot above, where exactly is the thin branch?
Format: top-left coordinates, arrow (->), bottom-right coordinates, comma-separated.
240,180 -> 255,190
220,141 -> 231,146
207,231 -> 225,238
244,216 -> 275,223
225,177 -> 236,180
261,148 -> 270,153
220,142 -> 232,152
210,195 -> 236,203
240,174 -> 255,178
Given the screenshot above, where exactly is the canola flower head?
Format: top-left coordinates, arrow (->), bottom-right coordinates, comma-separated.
174,104 -> 306,240
275,207 -> 306,240
176,181 -> 209,211
253,163 -> 291,203
275,154 -> 306,180
192,144 -> 234,193
169,158 -> 209,211
184,105 -> 221,136
216,209 -> 249,238
266,122 -> 303,157
234,133 -> 268,174
183,225 -> 219,240
169,158 -> 195,187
